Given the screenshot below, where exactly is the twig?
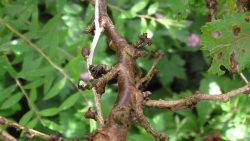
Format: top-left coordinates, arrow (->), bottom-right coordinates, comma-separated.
86,0 -> 104,126
136,52 -> 163,89
239,72 -> 248,84
4,55 -> 43,124
135,92 -> 167,141
15,79 -> 43,124
0,116 -> 65,141
143,83 -> 250,110
0,18 -> 76,88
0,129 -> 18,141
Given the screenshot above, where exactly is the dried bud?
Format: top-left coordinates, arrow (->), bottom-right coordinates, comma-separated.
85,134 -> 94,141
134,33 -> 152,49
24,132 -> 33,139
82,47 -> 89,60
84,107 -> 97,120
0,117 -> 5,124
142,91 -> 152,98
50,134 -> 59,141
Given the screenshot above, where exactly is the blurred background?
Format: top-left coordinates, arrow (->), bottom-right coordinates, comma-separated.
0,0 -> 249,140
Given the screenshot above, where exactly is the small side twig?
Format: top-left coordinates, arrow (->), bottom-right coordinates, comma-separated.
239,72 -> 248,84
0,116 -> 65,141
0,129 -> 18,141
136,52 -> 163,89
143,83 -> 250,110
134,91 -> 167,141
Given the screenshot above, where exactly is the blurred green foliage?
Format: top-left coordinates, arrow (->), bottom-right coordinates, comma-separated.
0,0 -> 249,141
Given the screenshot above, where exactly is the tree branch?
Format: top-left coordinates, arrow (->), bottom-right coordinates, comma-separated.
143,83 -> 250,110
0,129 -> 18,141
0,116 -> 65,141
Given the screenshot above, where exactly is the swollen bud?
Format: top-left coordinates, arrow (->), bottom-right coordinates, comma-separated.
84,107 -> 97,121
82,47 -> 89,60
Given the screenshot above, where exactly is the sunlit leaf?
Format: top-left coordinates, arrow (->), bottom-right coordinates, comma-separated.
43,78 -> 67,100
60,92 -> 80,110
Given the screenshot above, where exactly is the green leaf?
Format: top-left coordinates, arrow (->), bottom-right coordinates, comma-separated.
42,119 -> 61,132
140,18 -> 147,33
24,78 -> 44,89
0,85 -> 16,103
30,88 -> 37,102
196,102 -> 213,126
130,0 -> 149,14
59,92 -> 80,110
158,55 -> 186,86
0,92 -> 23,110
201,13 -> 250,75
43,78 -> 67,100
147,2 -> 158,15
226,0 -> 236,15
26,118 -> 38,129
40,107 -> 60,117
19,111 -> 34,126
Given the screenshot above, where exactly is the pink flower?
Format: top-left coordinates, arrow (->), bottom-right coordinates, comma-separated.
155,13 -> 164,19
212,31 -> 220,38
80,72 -> 90,80
186,33 -> 200,48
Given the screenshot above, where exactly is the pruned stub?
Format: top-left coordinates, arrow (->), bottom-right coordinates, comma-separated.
230,51 -> 239,73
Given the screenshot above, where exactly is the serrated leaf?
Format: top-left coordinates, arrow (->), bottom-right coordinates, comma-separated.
43,78 -> 67,100
40,107 -> 60,117
19,111 -> 34,126
158,55 -> 186,86
0,92 -> 23,110
59,92 -> 80,110
196,102 -> 213,126
201,13 -> 250,75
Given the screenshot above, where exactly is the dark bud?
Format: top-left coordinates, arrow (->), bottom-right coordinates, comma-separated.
84,107 -> 97,121
50,134 -> 59,141
85,134 -> 95,141
206,0 -> 217,9
134,33 -> 152,49
0,117 -> 5,124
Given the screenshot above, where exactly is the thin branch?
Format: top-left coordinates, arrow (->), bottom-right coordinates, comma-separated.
239,72 -> 248,84
136,52 -> 163,89
86,0 -> 104,126
15,79 -> 43,124
0,18 -> 76,88
4,55 -> 43,124
135,92 -> 167,141
0,116 -> 65,141
143,83 -> 250,110
0,129 -> 18,141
